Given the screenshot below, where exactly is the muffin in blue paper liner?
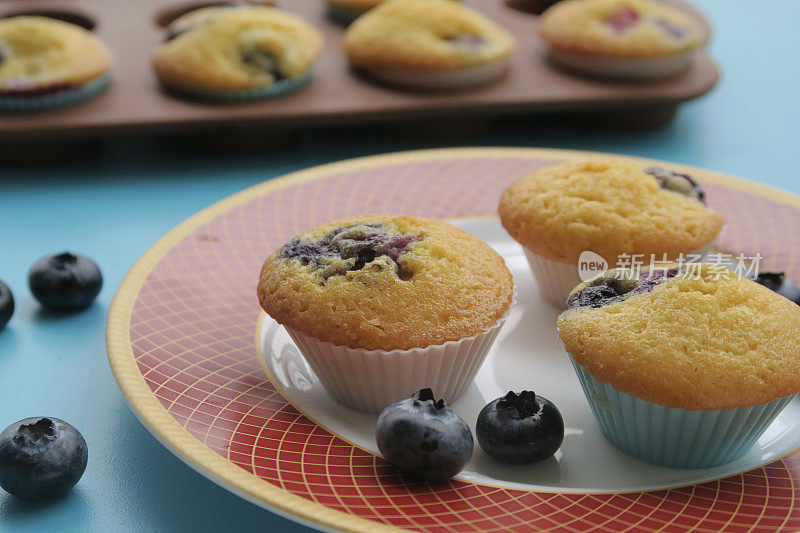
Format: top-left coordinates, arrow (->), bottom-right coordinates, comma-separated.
569,357 -> 796,468
0,17 -> 113,112
0,74 -> 110,112
558,264 -> 800,468
152,6 -> 323,102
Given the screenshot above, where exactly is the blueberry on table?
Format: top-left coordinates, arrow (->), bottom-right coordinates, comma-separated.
28,252 -> 102,311
0,417 -> 88,500
375,389 -> 473,482
0,279 -> 13,330
752,272 -> 800,305
476,391 -> 564,465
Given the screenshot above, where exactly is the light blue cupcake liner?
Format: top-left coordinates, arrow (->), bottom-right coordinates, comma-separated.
569,356 -> 796,469
0,73 -> 110,112
172,71 -> 312,102
327,3 -> 366,25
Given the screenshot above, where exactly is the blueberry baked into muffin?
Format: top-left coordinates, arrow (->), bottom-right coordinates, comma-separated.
0,16 -> 112,111
152,6 -> 323,101
538,0 -> 707,80
558,263 -> 800,468
343,0 -> 516,91
498,159 -> 724,308
257,215 -> 514,413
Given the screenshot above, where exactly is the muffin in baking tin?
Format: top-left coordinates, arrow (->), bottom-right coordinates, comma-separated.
152,6 -> 323,101
343,0 -> 516,91
539,0 -> 707,80
0,16 -> 112,111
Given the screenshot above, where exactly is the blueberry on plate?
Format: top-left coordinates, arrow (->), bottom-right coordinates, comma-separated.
0,279 -> 13,330
0,417 -> 88,500
476,391 -> 564,465
28,252 -> 102,311
375,389 -> 473,482
752,271 -> 800,305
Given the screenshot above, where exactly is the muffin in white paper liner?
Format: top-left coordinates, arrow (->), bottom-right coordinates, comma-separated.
548,48 -> 696,81
284,304 -> 511,414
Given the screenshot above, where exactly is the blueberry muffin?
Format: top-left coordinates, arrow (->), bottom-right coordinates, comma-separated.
0,16 -> 112,111
538,0 -> 707,80
498,159 -> 724,307
257,215 -> 514,413
152,6 -> 323,100
558,263 -> 800,468
343,0 -> 516,90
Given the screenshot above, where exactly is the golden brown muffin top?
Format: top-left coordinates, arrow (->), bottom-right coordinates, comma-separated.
258,215 -> 514,350
343,0 -> 515,71
498,159 -> 725,265
0,16 -> 112,92
558,264 -> 800,410
152,6 -> 323,92
539,0 -> 705,58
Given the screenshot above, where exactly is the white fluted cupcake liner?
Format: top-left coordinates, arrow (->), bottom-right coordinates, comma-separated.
0,73 -> 110,112
285,305 -> 511,414
523,249 -> 580,309
548,48 -> 697,81
570,357 -> 796,469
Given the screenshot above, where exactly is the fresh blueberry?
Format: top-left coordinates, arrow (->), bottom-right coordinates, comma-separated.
476,391 -> 564,464
375,389 -> 473,482
28,252 -> 102,311
567,267 -> 680,309
752,272 -> 800,305
0,279 -> 13,330
0,417 -> 88,500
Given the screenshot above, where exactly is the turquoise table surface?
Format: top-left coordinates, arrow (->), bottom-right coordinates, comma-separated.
0,1 -> 798,531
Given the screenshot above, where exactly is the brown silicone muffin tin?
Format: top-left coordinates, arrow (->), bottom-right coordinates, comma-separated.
0,0 -> 719,138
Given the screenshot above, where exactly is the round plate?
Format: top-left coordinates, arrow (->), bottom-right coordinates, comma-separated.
108,148 -> 800,532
